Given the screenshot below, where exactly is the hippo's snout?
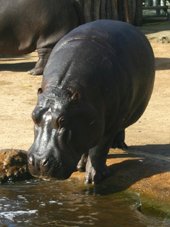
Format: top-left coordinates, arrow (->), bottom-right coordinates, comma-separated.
28,82 -> 103,181
28,152 -> 61,179
27,145 -> 77,180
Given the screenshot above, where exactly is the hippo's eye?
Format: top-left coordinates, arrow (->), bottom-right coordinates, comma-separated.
66,88 -> 80,101
56,116 -> 65,129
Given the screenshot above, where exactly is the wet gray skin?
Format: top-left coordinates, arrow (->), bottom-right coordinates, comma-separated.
28,20 -> 155,184
28,87 -> 103,181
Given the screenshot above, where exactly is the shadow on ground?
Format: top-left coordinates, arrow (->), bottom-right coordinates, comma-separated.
141,21 -> 170,34
155,57 -> 170,70
129,143 -> 170,156
0,62 -> 36,72
0,58 -> 169,72
89,143 -> 170,195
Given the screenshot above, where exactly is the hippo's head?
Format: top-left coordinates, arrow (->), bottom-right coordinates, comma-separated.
28,87 -> 102,180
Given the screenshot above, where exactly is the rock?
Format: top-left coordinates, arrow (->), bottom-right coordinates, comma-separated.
0,147 -> 169,211
71,148 -> 170,205
0,149 -> 33,183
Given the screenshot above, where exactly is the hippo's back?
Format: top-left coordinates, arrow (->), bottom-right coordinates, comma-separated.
44,20 -> 155,129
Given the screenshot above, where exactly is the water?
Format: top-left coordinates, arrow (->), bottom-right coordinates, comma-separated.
0,179 -> 169,227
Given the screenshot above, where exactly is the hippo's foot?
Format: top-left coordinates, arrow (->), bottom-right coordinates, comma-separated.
29,47 -> 52,76
85,157 -> 110,184
85,165 -> 110,184
29,67 -> 43,76
112,141 -> 128,150
112,130 -> 128,150
77,153 -> 88,172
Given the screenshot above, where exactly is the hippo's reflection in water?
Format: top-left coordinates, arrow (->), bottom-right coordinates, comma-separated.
0,179 -> 169,227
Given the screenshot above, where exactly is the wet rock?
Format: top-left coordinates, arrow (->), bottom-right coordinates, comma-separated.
71,148 -> 170,205
0,149 -> 33,183
0,148 -> 169,208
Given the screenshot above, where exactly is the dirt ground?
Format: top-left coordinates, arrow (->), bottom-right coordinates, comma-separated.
0,23 -> 169,151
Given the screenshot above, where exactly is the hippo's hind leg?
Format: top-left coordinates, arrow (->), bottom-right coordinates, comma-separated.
112,130 -> 128,150
29,47 -> 52,75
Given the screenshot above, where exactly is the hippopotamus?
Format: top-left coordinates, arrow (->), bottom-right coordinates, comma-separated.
0,0 -> 79,75
28,20 -> 155,184
0,1 -> 142,75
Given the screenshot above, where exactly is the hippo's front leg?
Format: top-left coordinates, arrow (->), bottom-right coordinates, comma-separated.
85,150 -> 110,184
77,153 -> 88,172
29,47 -> 52,75
85,137 -> 111,184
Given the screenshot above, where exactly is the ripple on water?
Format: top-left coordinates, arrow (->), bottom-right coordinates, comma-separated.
0,179 -> 169,227
0,210 -> 37,221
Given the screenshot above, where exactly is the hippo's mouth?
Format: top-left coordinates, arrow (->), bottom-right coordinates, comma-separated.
45,165 -> 76,180
28,159 -> 77,180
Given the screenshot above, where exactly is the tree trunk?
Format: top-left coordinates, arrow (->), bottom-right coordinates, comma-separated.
78,0 -> 118,22
117,0 -> 125,21
83,0 -> 92,22
73,0 -> 143,25
134,0 -> 143,26
117,0 -> 143,25
124,0 -> 136,24
110,0 -> 118,19
93,0 -> 101,20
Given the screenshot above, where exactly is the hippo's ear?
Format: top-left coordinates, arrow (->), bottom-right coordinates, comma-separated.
37,88 -> 43,95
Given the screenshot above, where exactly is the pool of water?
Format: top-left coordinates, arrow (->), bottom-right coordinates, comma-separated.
0,179 -> 169,227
